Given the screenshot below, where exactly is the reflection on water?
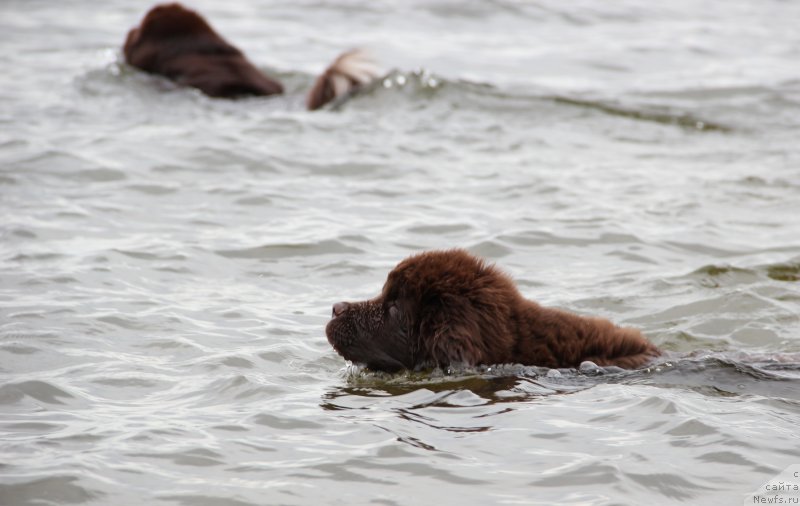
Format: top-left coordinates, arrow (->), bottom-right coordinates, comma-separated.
324,353 -> 800,412
549,95 -> 732,132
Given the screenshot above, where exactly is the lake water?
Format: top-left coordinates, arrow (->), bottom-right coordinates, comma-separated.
1,1 -> 800,504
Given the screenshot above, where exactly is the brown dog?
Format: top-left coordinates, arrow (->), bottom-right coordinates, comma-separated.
124,3 -> 380,108
326,249 -> 660,372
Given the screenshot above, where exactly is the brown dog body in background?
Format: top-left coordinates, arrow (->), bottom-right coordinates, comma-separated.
326,249 -> 660,373
124,3 -> 380,109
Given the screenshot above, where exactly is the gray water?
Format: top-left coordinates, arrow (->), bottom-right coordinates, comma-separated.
2,1 -> 800,505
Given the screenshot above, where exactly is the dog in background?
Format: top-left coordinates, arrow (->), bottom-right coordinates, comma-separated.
123,3 -> 381,109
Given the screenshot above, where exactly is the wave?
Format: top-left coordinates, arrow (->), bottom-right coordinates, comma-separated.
331,69 -> 732,131
91,57 -> 734,133
215,239 -> 363,259
324,351 -> 800,407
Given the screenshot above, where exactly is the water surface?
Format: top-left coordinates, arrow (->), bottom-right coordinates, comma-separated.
1,1 -> 800,504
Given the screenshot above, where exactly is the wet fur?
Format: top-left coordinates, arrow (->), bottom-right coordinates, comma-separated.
306,49 -> 382,110
124,3 -> 380,108
124,3 -> 283,98
326,249 -> 660,372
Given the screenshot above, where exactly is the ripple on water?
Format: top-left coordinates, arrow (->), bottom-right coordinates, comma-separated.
549,95 -> 732,132
623,471 -> 716,501
234,195 -> 273,206
686,261 -> 800,286
329,354 -> 800,407
295,456 -> 491,487
766,261 -> 800,282
499,230 -> 644,247
688,264 -> 761,288
252,413 -> 324,430
406,223 -> 474,235
218,356 -> 255,369
113,249 -> 187,262
85,373 -> 177,402
126,183 -> 178,195
0,476 -> 101,505
192,375 -> 288,404
631,291 -> 785,326
128,447 -> 226,468
215,239 -> 363,259
10,228 -> 36,239
530,463 -> 621,488
0,380 -> 75,405
156,495 -> 259,506
9,252 -> 65,263
467,240 -> 514,259
641,354 -> 800,399
665,418 -> 719,438
73,168 -> 127,182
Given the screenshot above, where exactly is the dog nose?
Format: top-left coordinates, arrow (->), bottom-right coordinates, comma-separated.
332,302 -> 349,318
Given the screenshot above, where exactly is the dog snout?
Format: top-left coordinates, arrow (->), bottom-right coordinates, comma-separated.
332,301 -> 350,318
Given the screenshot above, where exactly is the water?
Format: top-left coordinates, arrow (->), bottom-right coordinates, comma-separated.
2,0 -> 800,504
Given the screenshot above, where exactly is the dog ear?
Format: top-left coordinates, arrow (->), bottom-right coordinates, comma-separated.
418,293 -> 486,367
